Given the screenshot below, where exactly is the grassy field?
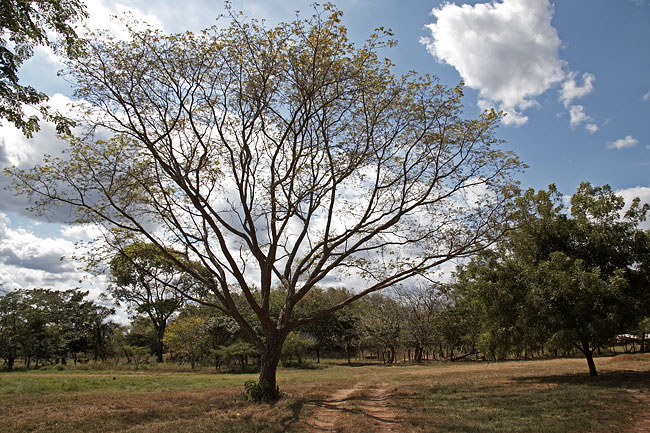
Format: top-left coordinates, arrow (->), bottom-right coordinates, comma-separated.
1,355 -> 649,432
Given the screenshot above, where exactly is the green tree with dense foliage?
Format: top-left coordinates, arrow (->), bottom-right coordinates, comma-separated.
458,183 -> 649,375
163,315 -> 208,370
8,5 -> 521,400
0,288 -> 114,368
108,242 -> 186,363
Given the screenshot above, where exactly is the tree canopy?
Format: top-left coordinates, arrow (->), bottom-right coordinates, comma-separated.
8,5 -> 522,399
0,0 -> 86,136
108,242 -> 187,362
457,183 -> 649,375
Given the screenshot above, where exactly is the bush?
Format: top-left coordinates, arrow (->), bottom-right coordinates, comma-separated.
243,380 -> 281,402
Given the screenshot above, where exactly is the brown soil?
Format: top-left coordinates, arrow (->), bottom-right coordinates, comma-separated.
607,354 -> 650,364
309,383 -> 400,433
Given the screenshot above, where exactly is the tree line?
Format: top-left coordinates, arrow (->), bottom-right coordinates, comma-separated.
3,182 -> 649,378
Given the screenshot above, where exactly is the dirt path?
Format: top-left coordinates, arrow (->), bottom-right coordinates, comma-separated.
309,383 -> 400,433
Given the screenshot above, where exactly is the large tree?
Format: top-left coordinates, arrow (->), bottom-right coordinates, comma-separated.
0,0 -> 86,136
458,183 -> 649,375
8,5 -> 521,399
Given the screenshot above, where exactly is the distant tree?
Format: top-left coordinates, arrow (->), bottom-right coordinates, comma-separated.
298,287 -> 360,363
397,286 -> 444,362
123,316 -> 158,357
0,0 -> 86,136
281,332 -> 315,366
108,242 -> 186,363
0,290 -> 26,370
360,294 -> 402,364
0,288 -> 114,368
8,5 -> 522,400
163,315 -> 207,370
89,305 -> 116,362
203,314 -> 241,369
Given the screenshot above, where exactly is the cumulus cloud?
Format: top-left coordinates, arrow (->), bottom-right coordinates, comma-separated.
643,90 -> 650,101
0,94 -> 83,220
560,72 -> 595,107
421,0 -> 596,129
568,105 -> 598,134
607,135 -> 639,150
421,0 -> 565,125
0,218 -> 116,317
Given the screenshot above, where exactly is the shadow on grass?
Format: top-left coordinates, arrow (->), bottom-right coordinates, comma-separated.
512,369 -> 650,392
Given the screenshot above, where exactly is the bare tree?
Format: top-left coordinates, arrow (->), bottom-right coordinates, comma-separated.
397,285 -> 446,362
8,5 -> 521,400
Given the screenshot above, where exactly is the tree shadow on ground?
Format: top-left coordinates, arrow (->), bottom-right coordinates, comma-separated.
512,369 -> 650,392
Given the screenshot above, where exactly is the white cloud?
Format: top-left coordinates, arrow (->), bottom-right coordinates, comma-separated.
643,90 -> 650,101
82,0 -> 165,38
569,105 -> 588,127
615,186 -> 650,230
607,135 -> 639,150
568,105 -> 598,134
421,0 -> 566,126
560,72 -> 595,107
0,213 -> 80,288
421,0 -> 599,128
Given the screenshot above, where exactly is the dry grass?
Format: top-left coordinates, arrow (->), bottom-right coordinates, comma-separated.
0,357 -> 648,432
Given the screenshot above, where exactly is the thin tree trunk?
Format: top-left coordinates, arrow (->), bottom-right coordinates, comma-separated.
577,340 -> 598,376
156,325 -> 165,363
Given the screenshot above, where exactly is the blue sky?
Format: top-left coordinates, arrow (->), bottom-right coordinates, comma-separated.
0,0 -> 649,303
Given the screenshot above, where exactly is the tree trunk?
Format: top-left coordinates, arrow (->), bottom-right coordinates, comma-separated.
578,340 -> 598,376
256,334 -> 286,401
316,345 -> 320,364
156,326 -> 165,363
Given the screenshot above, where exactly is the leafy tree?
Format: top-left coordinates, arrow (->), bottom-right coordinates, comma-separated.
89,304 -> 116,362
0,0 -> 86,136
123,315 -> 158,357
163,315 -> 207,370
214,340 -> 258,371
0,288 -> 113,368
458,183 -> 649,375
8,5 -> 521,399
281,331 -> 315,366
530,252 -> 632,375
0,289 -> 26,370
203,314 -> 241,370
298,287 -> 360,363
108,242 -> 185,362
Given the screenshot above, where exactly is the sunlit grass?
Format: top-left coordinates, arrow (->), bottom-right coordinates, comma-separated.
0,356 -> 648,432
